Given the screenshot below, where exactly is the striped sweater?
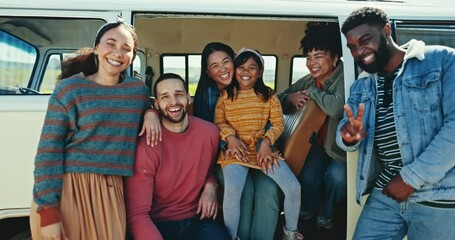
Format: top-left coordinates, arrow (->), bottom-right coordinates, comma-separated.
214,88 -> 284,169
33,74 -> 149,213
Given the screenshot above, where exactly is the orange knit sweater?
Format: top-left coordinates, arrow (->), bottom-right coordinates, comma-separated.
214,88 -> 284,169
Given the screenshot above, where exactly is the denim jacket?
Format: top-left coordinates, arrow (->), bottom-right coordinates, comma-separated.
193,84 -> 220,123
336,40 -> 455,204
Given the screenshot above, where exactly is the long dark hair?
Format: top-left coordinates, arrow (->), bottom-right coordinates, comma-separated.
59,21 -> 138,80
225,49 -> 273,102
194,42 -> 235,96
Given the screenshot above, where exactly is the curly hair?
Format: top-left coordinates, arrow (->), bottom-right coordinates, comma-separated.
341,6 -> 389,35
300,22 -> 342,58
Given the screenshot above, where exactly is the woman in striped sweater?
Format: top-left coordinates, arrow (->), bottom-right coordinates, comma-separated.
30,20 -> 149,240
215,48 -> 303,240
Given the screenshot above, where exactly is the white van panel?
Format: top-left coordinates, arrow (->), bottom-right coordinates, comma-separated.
0,7 -> 121,231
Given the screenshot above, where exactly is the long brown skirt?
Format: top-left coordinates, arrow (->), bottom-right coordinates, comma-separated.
30,173 -> 126,240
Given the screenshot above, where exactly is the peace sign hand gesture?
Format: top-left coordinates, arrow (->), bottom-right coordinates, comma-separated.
340,103 -> 367,145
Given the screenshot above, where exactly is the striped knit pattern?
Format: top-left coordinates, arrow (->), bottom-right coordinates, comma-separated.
214,88 -> 284,169
420,200 -> 455,208
33,74 -> 149,209
374,70 -> 403,190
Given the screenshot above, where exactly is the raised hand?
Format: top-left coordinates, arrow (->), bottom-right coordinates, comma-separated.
340,103 -> 367,144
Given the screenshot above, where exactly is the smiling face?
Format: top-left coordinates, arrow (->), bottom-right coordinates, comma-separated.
235,57 -> 263,90
94,25 -> 135,78
305,49 -> 338,83
345,23 -> 391,73
154,78 -> 190,125
206,51 -> 234,89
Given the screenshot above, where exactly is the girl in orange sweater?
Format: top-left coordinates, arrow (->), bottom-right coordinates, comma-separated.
215,48 -> 303,240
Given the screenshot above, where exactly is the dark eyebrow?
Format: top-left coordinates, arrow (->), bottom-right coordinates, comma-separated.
105,37 -> 116,42
157,91 -> 169,97
209,57 -> 230,68
105,37 -> 133,49
158,89 -> 186,96
358,33 -> 372,42
347,33 -> 371,48
209,62 -> 218,68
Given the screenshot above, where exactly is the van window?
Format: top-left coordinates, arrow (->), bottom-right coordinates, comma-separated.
263,56 -> 277,90
162,54 -> 277,96
162,55 -> 187,82
0,30 -> 37,95
132,56 -> 142,79
161,54 -> 201,95
0,16 -> 106,95
395,21 -> 455,48
41,54 -> 63,94
291,56 -> 310,85
188,55 -> 201,96
161,54 -> 209,96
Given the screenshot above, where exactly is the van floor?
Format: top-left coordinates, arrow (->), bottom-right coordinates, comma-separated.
274,197 -> 347,240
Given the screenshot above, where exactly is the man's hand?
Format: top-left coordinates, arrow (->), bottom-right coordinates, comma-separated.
382,174 -> 415,202
197,182 -> 219,220
40,222 -> 68,240
139,110 -> 162,146
340,103 -> 367,145
285,90 -> 311,110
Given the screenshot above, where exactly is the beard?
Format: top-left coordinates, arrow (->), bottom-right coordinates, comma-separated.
159,106 -> 187,123
357,35 -> 391,74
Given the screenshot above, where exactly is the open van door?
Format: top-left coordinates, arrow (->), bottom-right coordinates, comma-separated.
0,8 -> 121,238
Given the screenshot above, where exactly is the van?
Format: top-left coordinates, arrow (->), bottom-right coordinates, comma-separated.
1,0 -> 455,239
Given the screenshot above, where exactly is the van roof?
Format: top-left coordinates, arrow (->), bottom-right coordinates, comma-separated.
2,0 -> 455,20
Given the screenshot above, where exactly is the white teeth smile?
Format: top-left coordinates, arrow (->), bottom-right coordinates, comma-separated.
220,73 -> 229,79
241,76 -> 250,80
107,58 -> 122,66
168,107 -> 181,113
363,53 -> 374,63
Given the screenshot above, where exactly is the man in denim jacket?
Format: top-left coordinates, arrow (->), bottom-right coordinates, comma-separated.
336,6 -> 455,239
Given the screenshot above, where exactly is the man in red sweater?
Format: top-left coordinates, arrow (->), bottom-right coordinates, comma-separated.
126,73 -> 230,240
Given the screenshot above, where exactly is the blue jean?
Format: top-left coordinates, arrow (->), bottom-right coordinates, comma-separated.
354,189 -> 455,240
155,216 -> 230,240
223,163 -> 301,239
249,170 -> 281,240
297,144 -> 347,219
216,165 -> 280,240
